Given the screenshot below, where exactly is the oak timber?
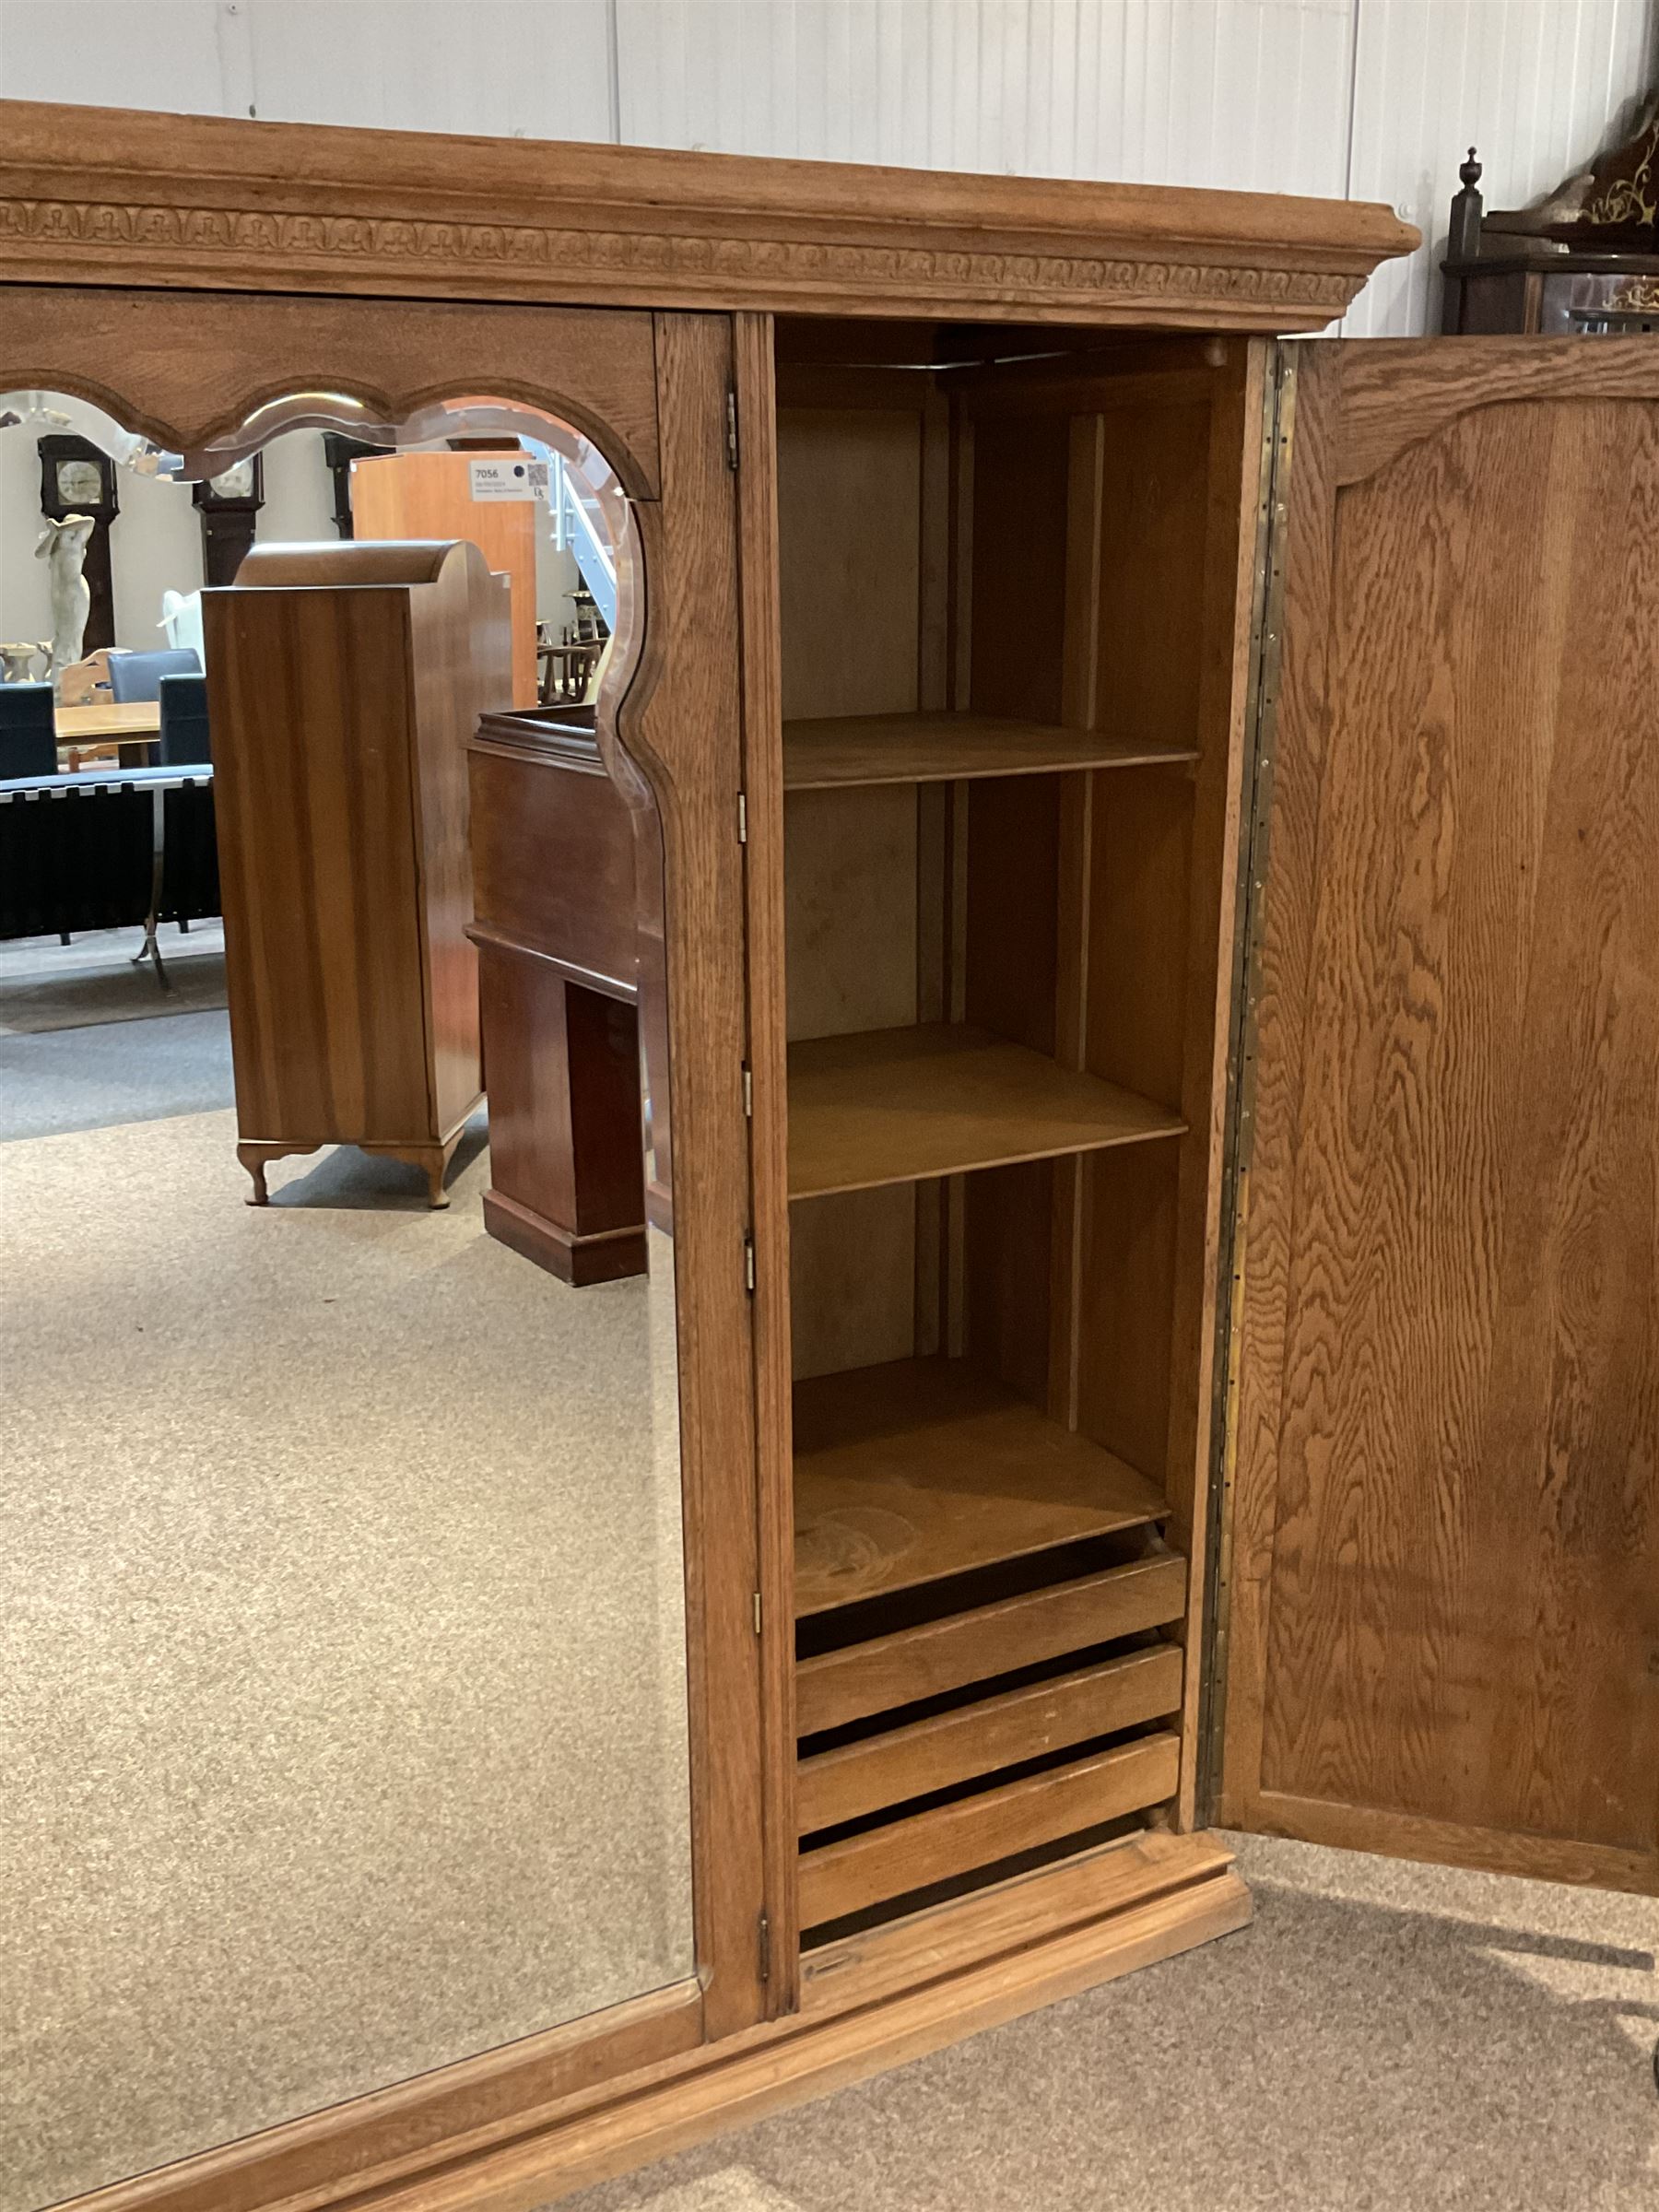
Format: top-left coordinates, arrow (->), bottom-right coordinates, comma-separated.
793,1356 -> 1167,1616
782,711 -> 1199,789
798,1735 -> 1183,1926
0,97 -> 1417,327
787,1023 -> 1187,1198
1222,337 -> 1659,1893
797,1644 -> 1185,1832
797,1551 -> 1190,1735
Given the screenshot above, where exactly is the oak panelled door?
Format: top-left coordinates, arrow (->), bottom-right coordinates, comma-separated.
1221,337 -> 1659,1896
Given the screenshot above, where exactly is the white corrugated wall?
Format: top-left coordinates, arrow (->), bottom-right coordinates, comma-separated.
1,0 -> 1653,333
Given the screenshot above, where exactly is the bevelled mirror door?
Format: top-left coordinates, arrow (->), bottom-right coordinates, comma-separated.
0,377 -> 693,2212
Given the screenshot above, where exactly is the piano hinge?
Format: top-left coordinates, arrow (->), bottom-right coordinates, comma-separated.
725,387 -> 740,470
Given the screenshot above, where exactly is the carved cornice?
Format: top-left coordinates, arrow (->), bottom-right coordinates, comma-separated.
0,194 -> 1363,321
0,100 -> 1414,329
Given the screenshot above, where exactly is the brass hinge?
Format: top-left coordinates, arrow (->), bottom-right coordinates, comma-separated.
758,1912 -> 771,1983
737,791 -> 748,843
752,1590 -> 762,1636
742,1064 -> 754,1117
725,388 -> 740,471
744,1235 -> 756,1293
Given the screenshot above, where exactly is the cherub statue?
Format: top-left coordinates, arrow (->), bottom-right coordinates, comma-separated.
34,512 -> 95,690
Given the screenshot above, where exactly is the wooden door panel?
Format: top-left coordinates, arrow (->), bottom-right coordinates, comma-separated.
1223,338 -> 1659,1892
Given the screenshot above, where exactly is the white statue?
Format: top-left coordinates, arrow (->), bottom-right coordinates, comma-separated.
35,513 -> 95,691
159,587 -> 205,662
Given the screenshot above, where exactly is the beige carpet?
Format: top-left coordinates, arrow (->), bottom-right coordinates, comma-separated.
559,1833 -> 1659,2212
0,1104 -> 693,2212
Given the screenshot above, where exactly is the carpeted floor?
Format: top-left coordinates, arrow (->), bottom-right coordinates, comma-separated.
0,921 -> 229,1034
1,1055 -> 694,2212
553,1833 -> 1659,2212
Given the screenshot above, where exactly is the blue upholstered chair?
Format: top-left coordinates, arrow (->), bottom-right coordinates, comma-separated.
0,682 -> 57,780
106,648 -> 202,702
158,674 -> 211,765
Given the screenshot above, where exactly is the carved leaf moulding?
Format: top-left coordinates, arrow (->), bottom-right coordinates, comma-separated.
0,197 -> 1362,315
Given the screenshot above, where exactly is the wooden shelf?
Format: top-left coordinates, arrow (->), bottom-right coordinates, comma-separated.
797,1550 -> 1188,1735
787,1023 -> 1185,1199
797,1734 -> 1182,1927
796,1643 -> 1185,1832
794,1358 -> 1167,1618
783,711 -> 1198,791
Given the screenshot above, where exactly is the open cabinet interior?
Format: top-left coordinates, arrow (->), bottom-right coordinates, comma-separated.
773,326 -> 1259,1940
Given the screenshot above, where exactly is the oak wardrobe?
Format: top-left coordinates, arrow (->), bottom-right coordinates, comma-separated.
3,95 -> 1654,2212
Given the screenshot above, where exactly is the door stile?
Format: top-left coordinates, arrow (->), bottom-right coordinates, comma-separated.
729,307 -> 804,2013
1196,339 -> 1298,1820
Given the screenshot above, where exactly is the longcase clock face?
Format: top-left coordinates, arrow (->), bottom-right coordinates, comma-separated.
53,456 -> 107,507
207,460 -> 257,501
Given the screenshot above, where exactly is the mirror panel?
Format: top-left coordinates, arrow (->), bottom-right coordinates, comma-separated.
0,382 -> 692,2212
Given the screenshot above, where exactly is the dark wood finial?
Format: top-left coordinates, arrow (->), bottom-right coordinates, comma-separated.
1448,145 -> 1485,265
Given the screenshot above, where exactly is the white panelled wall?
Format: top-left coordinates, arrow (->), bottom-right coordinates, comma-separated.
0,0 -> 1654,333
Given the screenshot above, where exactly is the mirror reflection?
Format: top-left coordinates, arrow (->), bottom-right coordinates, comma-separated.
0,384 -> 691,2212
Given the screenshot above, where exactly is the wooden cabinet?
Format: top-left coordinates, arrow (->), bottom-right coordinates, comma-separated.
204,538 -> 512,1205
6,93 -> 1658,2212
769,338 -> 1255,1928
349,451 -> 541,708
466,707 -> 649,1282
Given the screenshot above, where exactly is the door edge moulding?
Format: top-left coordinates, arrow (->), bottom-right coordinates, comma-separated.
63,1836 -> 1245,2212
0,98 -> 1417,329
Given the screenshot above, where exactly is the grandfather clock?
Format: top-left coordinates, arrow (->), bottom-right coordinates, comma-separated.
38,433 -> 117,650
193,453 -> 264,584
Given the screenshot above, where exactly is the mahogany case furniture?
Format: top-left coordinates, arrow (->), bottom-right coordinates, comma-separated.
203,537 -> 512,1206
6,93 -> 1658,2212
466,705 -> 650,1283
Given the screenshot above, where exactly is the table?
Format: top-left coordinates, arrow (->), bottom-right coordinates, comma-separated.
54,700 -> 160,770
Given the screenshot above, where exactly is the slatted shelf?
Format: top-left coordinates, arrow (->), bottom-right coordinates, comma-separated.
797,1644 -> 1184,1835
797,1733 -> 1182,1926
795,1548 -> 1189,1736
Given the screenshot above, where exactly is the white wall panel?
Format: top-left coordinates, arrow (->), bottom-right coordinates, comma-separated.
1347,0 -> 1655,335
240,1 -> 614,138
0,0 -> 1655,335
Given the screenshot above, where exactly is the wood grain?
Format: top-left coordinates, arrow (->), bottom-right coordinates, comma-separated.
783,712 -> 1197,789
797,1644 -> 1184,1832
731,310 -> 802,2010
793,1356 -> 1167,1616
0,284 -> 661,498
1224,340 -> 1659,1885
796,1551 -> 1189,1735
787,1022 -> 1185,1199
798,1735 -> 1182,1926
619,313 -> 771,2034
203,540 -> 507,1184
0,96 -> 1414,327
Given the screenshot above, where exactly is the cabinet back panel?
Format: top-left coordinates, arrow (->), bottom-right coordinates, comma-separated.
968,412 -> 1067,725
778,406 -> 923,723
790,1186 -> 919,1382
1093,400 -> 1212,748
783,785 -> 918,1042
